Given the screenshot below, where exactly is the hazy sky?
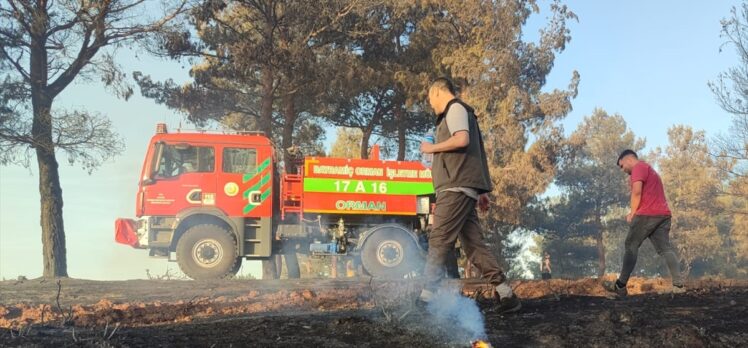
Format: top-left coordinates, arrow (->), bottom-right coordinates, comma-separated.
0,1 -> 740,280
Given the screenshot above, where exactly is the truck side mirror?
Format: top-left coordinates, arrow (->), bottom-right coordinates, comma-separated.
142,141 -> 164,186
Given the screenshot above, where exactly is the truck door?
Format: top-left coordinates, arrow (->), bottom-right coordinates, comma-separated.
141,142 -> 216,216
216,145 -> 273,218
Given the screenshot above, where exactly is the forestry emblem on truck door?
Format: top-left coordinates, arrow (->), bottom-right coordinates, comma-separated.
224,182 -> 239,197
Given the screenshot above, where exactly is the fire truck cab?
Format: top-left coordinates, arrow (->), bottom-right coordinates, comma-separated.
116,124 -> 434,280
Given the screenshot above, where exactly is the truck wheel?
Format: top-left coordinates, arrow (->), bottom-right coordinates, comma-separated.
361,229 -> 422,279
176,224 -> 239,280
229,257 -> 242,277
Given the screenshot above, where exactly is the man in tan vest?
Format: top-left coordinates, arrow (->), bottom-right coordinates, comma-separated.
417,78 -> 520,313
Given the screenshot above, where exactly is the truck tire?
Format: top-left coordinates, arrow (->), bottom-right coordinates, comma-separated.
229,257 -> 243,276
176,224 -> 240,280
361,228 -> 422,279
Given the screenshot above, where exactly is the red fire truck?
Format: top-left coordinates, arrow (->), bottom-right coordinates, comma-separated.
115,124 -> 435,280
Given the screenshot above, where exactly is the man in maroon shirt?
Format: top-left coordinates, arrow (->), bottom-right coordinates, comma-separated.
604,150 -> 685,296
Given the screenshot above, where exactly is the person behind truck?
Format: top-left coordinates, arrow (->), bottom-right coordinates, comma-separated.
417,77 -> 521,314
540,252 -> 552,280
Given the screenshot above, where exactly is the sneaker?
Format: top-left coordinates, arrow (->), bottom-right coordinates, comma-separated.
415,297 -> 430,310
496,295 -> 521,314
415,289 -> 434,310
603,280 -> 628,297
671,285 -> 686,294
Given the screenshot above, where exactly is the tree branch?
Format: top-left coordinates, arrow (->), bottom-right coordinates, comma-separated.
47,0 -> 187,97
6,0 -> 33,34
0,46 -> 31,82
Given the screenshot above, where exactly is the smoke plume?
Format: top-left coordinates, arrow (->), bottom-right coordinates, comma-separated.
426,285 -> 486,340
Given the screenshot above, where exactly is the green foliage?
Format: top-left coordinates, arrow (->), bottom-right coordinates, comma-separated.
134,0 -> 583,276
329,128 -> 363,159
656,126 -> 725,277
704,2 -> 748,278
136,0 -> 366,170
421,0 -> 580,226
135,0 -> 580,220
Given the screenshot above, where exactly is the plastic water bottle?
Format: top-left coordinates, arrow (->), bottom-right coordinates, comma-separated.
422,130 -> 434,168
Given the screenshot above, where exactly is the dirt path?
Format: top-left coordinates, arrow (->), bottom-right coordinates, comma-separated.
1,277 -> 746,347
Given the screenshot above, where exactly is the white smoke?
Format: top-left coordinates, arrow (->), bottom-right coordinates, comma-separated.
426,285 -> 486,340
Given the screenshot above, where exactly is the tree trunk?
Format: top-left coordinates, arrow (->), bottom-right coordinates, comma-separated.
29,6 -> 68,278
280,94 -> 301,279
284,250 -> 300,278
275,254 -> 284,277
262,259 -> 277,279
596,217 -> 606,278
258,13 -> 277,275
282,94 -> 296,170
361,100 -> 390,159
36,129 -> 68,278
259,68 -> 274,137
259,68 -> 277,279
360,127 -> 372,159
596,232 -> 606,277
395,107 -> 406,161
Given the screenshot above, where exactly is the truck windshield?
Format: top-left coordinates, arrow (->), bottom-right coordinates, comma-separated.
154,144 -> 215,178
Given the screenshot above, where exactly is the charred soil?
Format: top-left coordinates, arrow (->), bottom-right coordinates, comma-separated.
1,277 -> 746,347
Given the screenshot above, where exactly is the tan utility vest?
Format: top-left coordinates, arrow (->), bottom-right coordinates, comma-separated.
432,99 -> 493,194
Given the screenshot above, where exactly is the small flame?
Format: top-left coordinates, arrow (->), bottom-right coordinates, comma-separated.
471,340 -> 493,348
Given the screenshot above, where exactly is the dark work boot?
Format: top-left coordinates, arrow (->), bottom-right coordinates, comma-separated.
496,295 -> 521,314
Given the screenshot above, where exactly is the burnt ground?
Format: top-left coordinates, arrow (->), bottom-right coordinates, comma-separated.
0,277 -> 746,347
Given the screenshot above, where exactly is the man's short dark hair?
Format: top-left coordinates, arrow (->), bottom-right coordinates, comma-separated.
430,77 -> 457,95
617,149 -> 638,165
